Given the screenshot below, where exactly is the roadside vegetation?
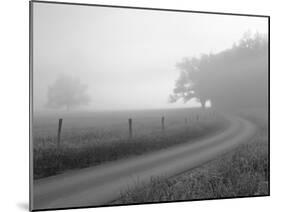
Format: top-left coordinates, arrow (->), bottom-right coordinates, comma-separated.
33,110 -> 227,179
113,112 -> 268,204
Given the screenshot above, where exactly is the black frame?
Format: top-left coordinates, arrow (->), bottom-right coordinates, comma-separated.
29,1 -> 270,211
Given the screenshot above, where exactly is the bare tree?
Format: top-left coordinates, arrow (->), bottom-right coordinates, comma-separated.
46,74 -> 90,110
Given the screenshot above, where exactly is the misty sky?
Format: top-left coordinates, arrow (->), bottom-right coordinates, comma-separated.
33,2 -> 268,112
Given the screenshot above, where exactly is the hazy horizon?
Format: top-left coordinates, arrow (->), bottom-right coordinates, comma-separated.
33,3 -> 268,113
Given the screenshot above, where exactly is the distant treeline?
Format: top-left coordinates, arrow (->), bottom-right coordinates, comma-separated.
170,32 -> 268,110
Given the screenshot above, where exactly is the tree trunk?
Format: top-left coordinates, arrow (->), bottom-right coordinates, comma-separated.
200,99 -> 206,109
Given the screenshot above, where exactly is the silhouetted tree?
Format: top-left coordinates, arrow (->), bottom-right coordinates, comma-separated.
169,54 -> 214,108
46,74 -> 90,110
170,32 -> 268,109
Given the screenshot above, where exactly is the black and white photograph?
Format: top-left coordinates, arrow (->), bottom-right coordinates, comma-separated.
30,1 -> 269,211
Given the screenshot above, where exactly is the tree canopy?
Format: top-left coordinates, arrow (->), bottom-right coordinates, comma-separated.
169,32 -> 268,109
46,74 -> 90,110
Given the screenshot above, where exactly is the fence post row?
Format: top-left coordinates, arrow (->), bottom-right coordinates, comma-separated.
57,118 -> 63,148
54,114 -> 205,144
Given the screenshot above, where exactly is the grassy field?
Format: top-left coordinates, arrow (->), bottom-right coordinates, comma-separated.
113,110 -> 269,204
33,108 -> 227,179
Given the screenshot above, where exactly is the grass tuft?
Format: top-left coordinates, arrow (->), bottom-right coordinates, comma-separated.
34,113 -> 226,179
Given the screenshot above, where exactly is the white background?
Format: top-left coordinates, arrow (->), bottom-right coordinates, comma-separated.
0,0 -> 277,211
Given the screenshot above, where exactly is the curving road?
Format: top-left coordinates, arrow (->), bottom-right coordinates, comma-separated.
32,115 -> 257,210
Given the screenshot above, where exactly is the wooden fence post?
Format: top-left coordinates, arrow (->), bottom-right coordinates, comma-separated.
128,118 -> 132,138
57,118 -> 63,148
161,116 -> 165,131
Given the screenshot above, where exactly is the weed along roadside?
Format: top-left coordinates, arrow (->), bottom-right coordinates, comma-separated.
113,113 -> 268,204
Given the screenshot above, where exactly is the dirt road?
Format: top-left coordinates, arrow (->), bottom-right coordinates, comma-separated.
32,115 -> 256,210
